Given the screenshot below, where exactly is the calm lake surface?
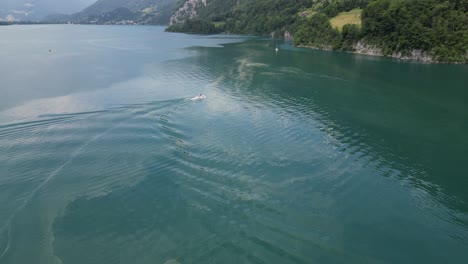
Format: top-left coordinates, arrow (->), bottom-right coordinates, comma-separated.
0,25 -> 467,264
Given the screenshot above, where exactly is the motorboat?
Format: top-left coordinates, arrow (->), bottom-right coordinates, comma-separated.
191,94 -> 206,101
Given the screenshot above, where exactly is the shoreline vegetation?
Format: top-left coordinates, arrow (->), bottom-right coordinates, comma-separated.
0,21 -> 51,26
166,0 -> 468,64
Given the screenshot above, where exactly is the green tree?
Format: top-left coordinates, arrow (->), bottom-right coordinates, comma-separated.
341,23 -> 361,50
295,13 -> 341,49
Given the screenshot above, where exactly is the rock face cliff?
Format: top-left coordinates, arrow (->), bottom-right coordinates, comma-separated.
169,0 -> 207,25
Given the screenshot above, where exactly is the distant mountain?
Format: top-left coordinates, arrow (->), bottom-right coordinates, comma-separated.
0,0 -> 95,21
44,0 -> 179,25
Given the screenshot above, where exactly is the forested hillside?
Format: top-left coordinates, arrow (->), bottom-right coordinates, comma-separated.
167,0 -> 467,63
359,0 -> 467,62
168,0 -> 313,35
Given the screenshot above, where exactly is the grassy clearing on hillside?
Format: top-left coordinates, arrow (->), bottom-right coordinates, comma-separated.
213,21 -> 225,28
142,7 -> 154,14
330,8 -> 362,31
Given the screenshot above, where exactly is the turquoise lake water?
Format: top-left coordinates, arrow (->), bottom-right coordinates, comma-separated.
0,25 -> 467,264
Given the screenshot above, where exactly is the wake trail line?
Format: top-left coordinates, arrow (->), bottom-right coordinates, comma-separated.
0,122 -> 122,260
0,97 -> 193,260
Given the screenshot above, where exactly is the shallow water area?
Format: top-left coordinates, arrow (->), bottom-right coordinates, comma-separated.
0,25 -> 467,264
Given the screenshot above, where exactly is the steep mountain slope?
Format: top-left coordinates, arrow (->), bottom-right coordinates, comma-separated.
168,0 -> 312,34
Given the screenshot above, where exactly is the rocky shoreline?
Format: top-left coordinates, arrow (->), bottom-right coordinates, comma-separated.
352,41 -> 437,63
297,40 -> 467,64
283,31 -> 466,64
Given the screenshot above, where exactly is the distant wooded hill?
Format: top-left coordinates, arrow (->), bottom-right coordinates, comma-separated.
44,0 -> 179,25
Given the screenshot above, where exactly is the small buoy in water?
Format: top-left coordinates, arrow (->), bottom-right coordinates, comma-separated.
275,47 -> 279,52
49,49 -> 52,52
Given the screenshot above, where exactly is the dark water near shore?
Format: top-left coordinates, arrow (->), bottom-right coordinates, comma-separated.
0,25 -> 467,264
